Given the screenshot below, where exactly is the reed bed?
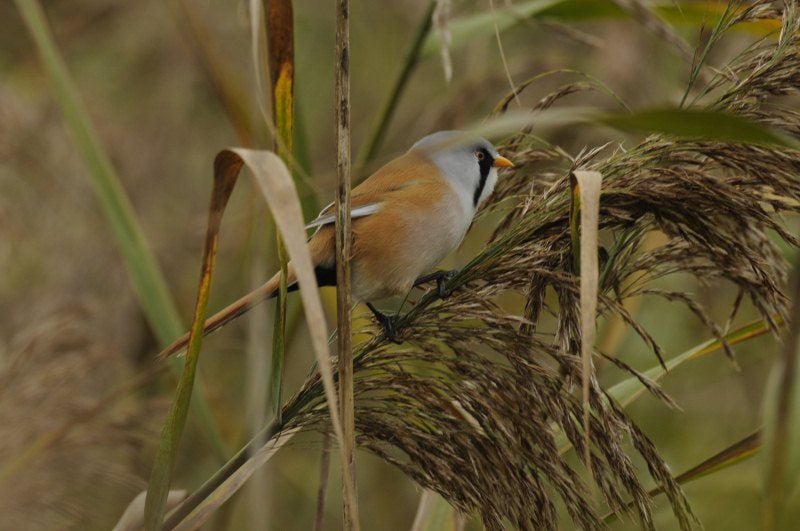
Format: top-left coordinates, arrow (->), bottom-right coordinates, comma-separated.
4,0 -> 800,529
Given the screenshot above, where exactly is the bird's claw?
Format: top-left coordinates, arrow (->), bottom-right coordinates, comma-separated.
414,269 -> 458,299
367,303 -> 403,344
436,270 -> 457,299
376,312 -> 403,344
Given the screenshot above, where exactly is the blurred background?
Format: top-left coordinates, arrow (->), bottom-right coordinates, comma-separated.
1,0 -> 798,529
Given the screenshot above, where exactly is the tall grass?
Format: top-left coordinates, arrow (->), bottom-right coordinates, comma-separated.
7,0 -> 800,529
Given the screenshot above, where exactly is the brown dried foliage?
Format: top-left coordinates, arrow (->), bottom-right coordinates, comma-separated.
0,304 -> 162,530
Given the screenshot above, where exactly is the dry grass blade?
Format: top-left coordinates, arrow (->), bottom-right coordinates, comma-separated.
160,148 -> 347,529
114,491 -> 187,531
334,0 -> 360,527
761,264 -> 800,530
231,147 -> 346,450
171,427 -> 300,531
237,146 -> 355,511
146,147 -> 343,529
570,170 -> 603,486
410,490 -> 454,531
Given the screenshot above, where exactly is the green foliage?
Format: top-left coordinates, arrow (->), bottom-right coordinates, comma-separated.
13,0 -> 229,466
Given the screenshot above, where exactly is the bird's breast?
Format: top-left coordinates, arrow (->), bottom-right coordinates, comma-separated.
350,183 -> 472,301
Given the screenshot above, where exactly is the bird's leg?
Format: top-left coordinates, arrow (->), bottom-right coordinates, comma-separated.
366,302 -> 403,344
413,269 -> 458,299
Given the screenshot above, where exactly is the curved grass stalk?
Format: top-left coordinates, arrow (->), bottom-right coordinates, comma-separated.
144,149 -> 345,529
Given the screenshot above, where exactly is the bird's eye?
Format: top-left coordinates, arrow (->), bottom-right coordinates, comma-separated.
476,151 -> 485,161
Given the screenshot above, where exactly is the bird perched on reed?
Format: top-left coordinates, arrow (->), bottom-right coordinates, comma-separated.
160,131 -> 513,358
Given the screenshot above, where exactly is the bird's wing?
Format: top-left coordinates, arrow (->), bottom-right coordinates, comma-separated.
305,203 -> 381,229
305,151 -> 435,230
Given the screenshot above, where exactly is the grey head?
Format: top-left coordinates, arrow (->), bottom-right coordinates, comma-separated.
410,130 -> 506,213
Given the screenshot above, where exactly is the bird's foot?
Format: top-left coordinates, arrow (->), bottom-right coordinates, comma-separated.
366,302 -> 403,344
413,269 -> 458,299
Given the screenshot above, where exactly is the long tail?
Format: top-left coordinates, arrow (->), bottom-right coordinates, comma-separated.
157,269 -> 292,361
158,226 -> 336,361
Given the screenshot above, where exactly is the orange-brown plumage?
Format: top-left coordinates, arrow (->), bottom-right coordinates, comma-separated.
159,131 -> 511,359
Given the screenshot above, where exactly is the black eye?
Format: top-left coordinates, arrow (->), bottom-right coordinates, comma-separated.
476,151 -> 485,161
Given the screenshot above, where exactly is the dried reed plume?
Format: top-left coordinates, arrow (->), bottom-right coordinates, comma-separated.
0,304 -> 162,530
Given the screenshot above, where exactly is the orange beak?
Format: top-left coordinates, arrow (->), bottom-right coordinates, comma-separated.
493,155 -> 514,168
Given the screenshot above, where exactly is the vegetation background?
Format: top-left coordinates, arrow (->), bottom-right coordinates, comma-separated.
1,0 -> 799,529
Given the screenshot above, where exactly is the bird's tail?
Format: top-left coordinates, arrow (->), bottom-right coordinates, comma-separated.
157,267 -> 296,361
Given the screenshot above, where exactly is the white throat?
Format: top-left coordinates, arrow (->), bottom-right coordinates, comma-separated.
426,150 -> 499,218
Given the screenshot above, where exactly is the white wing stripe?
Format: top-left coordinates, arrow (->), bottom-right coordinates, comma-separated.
305,203 -> 381,229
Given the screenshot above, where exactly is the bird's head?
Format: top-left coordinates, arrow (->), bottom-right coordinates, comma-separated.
411,130 -> 514,210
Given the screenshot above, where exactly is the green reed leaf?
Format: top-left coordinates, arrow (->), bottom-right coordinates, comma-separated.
14,0 -> 229,464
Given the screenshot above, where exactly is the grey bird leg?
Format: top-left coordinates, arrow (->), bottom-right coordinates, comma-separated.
366,302 -> 403,344
413,269 -> 458,299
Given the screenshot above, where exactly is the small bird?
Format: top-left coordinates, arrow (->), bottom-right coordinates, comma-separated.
160,131 -> 513,358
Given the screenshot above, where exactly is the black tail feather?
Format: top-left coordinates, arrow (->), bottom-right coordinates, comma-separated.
285,263 -> 337,294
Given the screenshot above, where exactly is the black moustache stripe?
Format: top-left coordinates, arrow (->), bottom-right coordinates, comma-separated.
473,151 -> 493,206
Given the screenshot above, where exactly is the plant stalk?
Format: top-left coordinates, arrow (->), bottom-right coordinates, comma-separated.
335,0 -> 360,528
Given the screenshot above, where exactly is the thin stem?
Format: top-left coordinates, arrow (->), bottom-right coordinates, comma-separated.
679,1 -> 733,108
162,420 -> 282,530
314,430 -> 332,531
354,1 -> 436,173
763,264 -> 800,530
335,0 -> 360,528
